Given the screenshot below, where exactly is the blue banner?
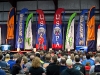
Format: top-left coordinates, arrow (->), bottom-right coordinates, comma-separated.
36,9 -> 47,50
76,9 -> 88,46
15,8 -> 28,48
52,8 -> 65,50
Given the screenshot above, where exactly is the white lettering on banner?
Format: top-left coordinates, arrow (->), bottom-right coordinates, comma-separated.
80,15 -> 84,38
56,36 -> 59,41
19,14 -> 24,36
56,42 -> 59,47
40,14 -> 44,20
56,14 -> 60,20
40,21 -> 44,26
56,21 -> 60,26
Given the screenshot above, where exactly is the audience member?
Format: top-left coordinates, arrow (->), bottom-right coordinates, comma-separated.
0,54 -> 7,68
7,55 -> 16,70
43,54 -> 51,69
73,56 -> 85,75
46,55 -> 60,75
11,57 -> 27,75
61,59 -> 81,75
82,54 -> 94,66
25,54 -> 35,69
89,57 -> 100,74
29,57 -> 45,75
60,58 -> 67,74
0,69 -> 6,75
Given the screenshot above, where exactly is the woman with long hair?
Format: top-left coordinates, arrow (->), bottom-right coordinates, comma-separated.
29,57 -> 45,75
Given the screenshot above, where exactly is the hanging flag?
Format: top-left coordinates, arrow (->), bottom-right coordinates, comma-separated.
52,8 -> 65,50
76,9 -> 88,46
97,25 -> 100,51
15,8 -> 28,48
86,6 -> 95,49
24,13 -> 33,49
36,9 -> 47,50
6,7 -> 15,44
0,27 -> 1,45
65,13 -> 76,49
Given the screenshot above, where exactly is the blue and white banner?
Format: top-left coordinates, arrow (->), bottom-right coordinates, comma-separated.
76,9 -> 88,46
15,8 -> 28,48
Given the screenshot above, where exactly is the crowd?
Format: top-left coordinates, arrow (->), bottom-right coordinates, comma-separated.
0,50 -> 100,75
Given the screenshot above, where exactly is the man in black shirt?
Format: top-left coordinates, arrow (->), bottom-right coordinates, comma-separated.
73,55 -> 85,75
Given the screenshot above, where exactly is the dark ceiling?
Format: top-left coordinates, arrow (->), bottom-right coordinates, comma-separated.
0,0 -> 58,11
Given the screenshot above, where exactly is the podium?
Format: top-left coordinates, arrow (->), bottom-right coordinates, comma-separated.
0,45 -> 11,51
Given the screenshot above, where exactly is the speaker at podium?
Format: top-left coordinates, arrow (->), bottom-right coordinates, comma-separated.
0,45 -> 11,51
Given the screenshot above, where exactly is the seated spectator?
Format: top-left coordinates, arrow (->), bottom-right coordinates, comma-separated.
5,54 -> 10,62
89,52 -> 95,61
43,54 -> 51,69
0,69 -> 6,75
0,54 -> 7,68
61,59 -> 81,75
60,58 -> 67,73
89,57 -> 100,75
22,56 -> 28,68
35,53 -> 44,64
73,56 -> 85,75
29,57 -> 45,75
25,54 -> 35,69
82,54 -> 94,66
13,54 -> 18,61
11,57 -> 27,75
46,55 -> 60,75
85,62 -> 91,75
7,55 -> 16,70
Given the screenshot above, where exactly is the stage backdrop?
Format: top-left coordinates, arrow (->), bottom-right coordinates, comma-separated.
0,22 -> 98,51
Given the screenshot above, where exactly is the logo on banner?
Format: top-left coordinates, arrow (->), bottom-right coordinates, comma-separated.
55,14 -> 61,47
18,14 -> 23,44
79,15 -> 84,45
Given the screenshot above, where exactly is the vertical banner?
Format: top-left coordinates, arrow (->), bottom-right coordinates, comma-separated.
6,7 -> 15,44
36,9 -> 47,50
97,25 -> 100,51
15,8 -> 28,48
24,13 -> 33,49
76,9 -> 88,46
65,13 -> 76,49
86,6 -> 95,50
0,27 -> 2,45
52,8 -> 65,50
